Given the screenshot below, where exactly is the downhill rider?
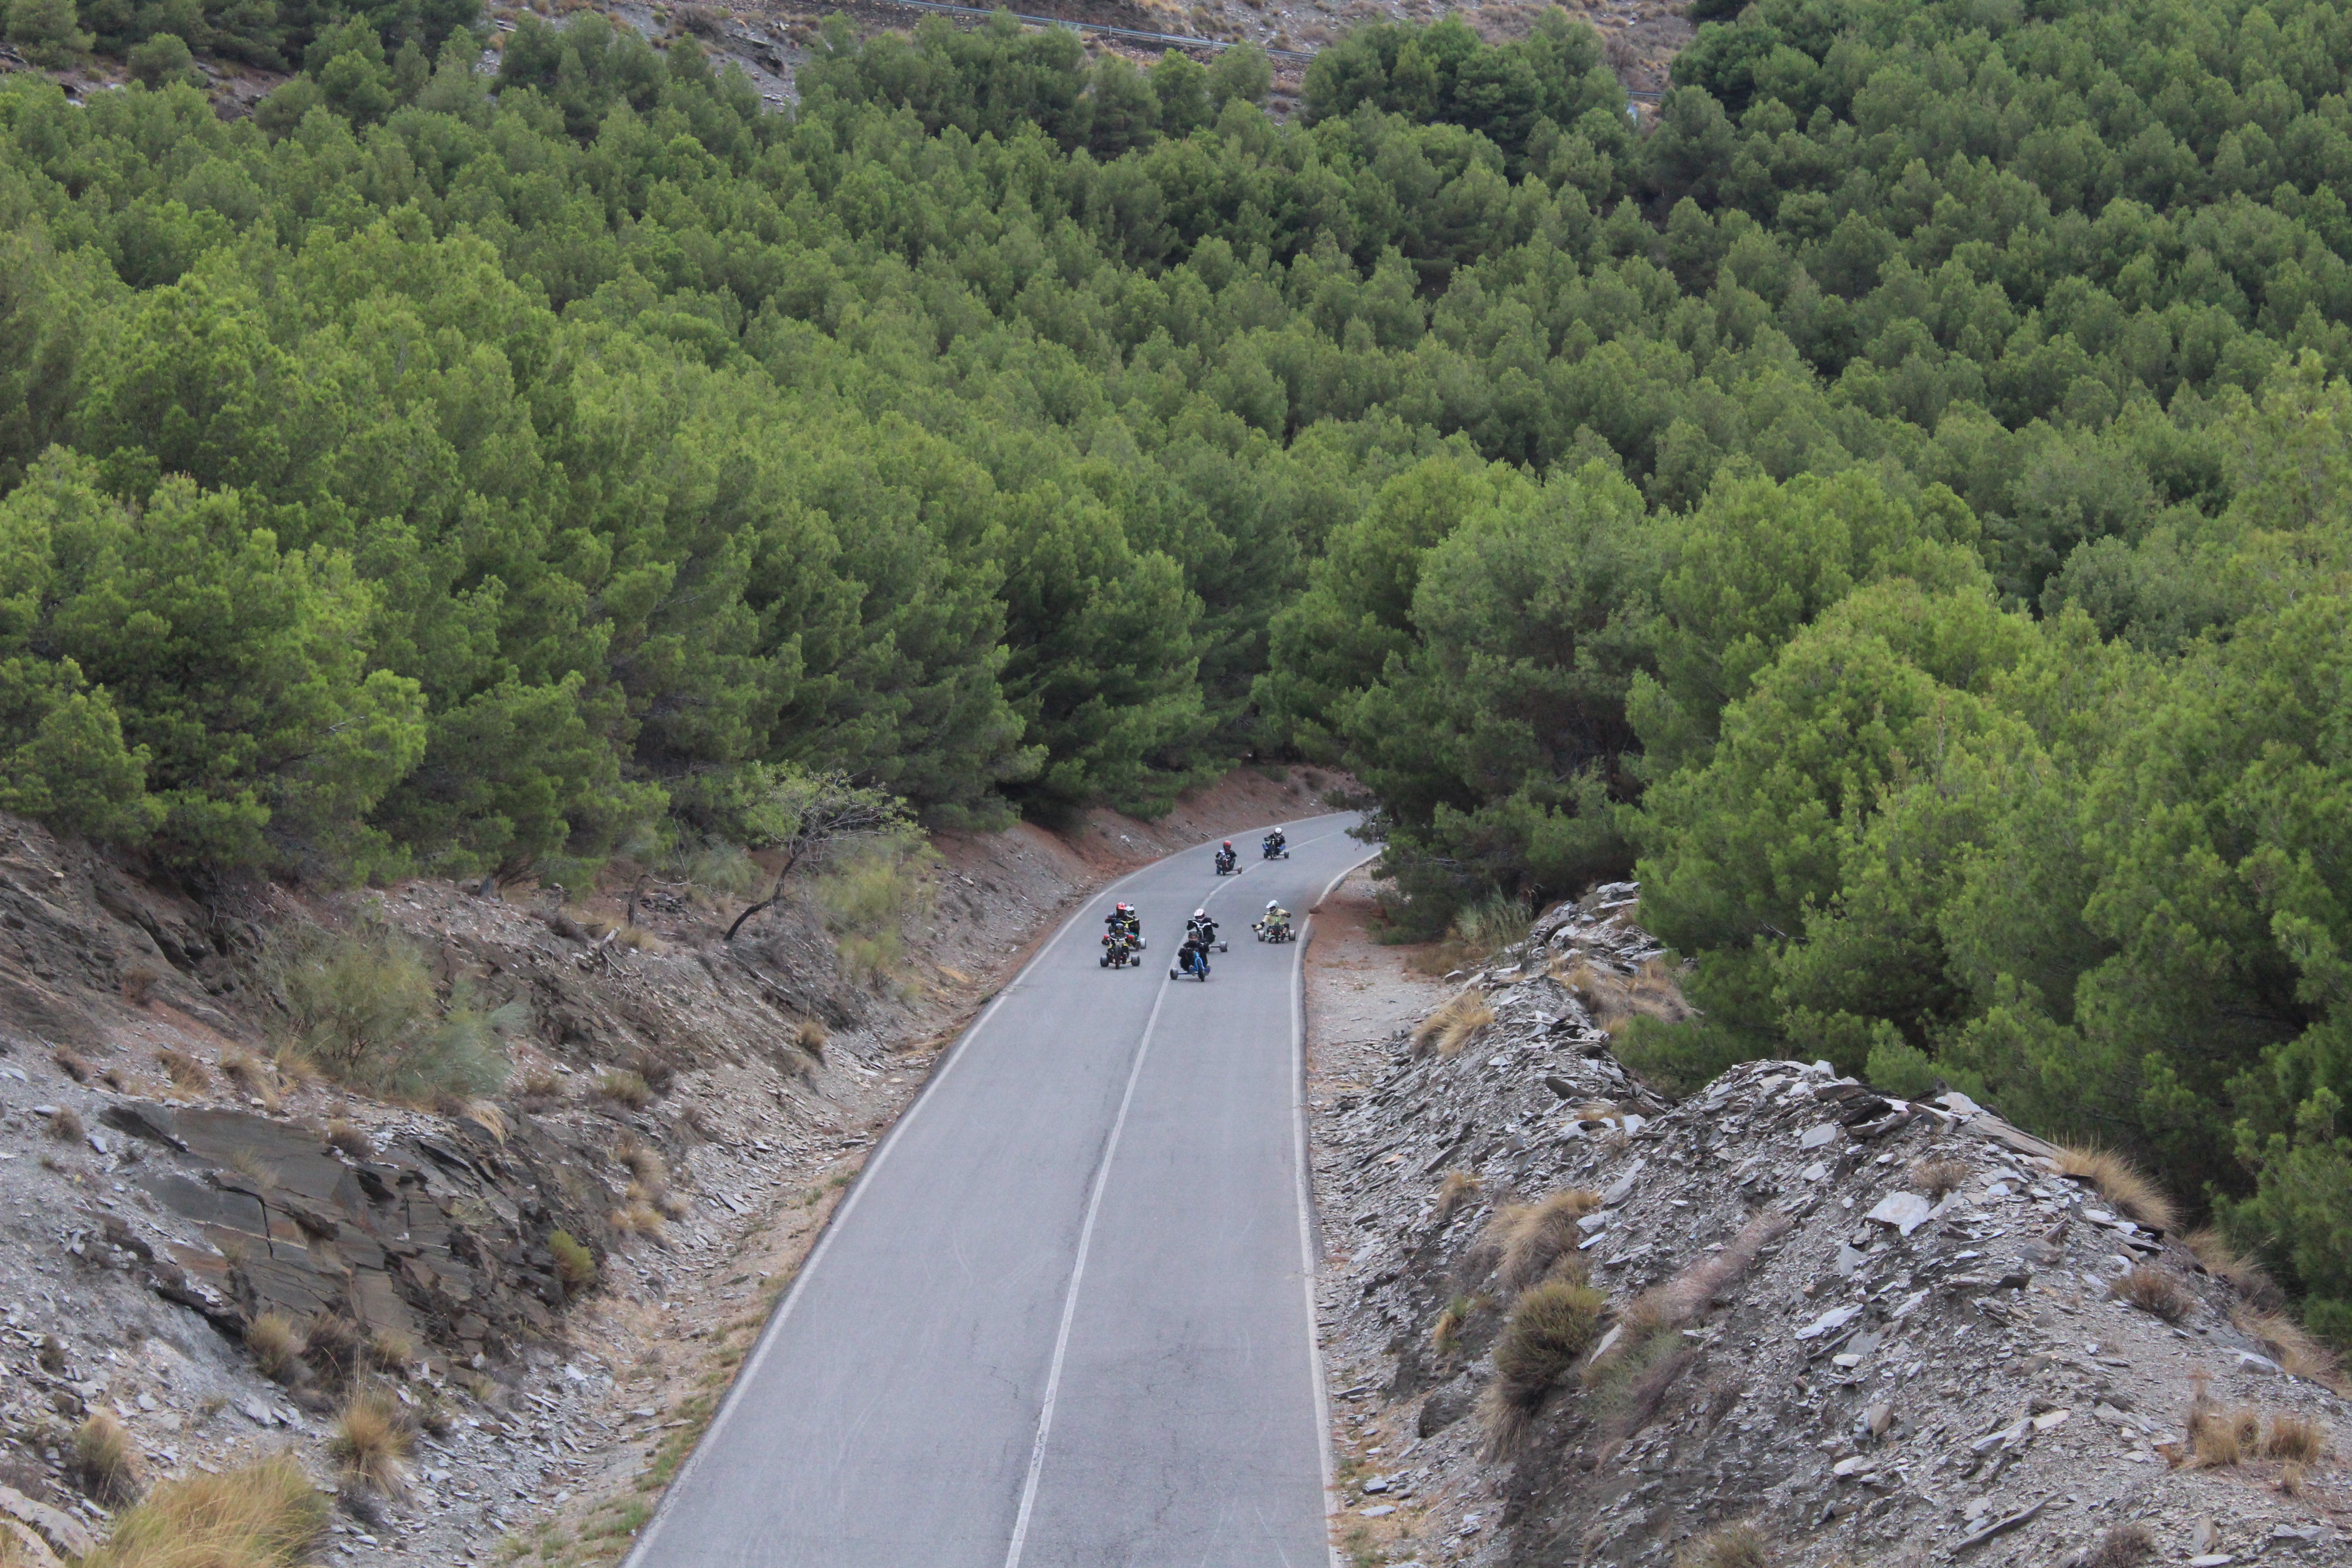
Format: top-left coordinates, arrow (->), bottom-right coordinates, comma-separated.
1262,827 -> 1288,859
1214,840 -> 1237,875
1255,899 -> 1292,941
1175,909 -> 1215,979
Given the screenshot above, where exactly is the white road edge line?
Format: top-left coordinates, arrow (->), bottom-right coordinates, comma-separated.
1003,819 -> 1348,1566
624,812 -> 1361,1568
622,830 -> 1230,1568
1001,976 -> 1171,1567
1296,849 -> 1380,1568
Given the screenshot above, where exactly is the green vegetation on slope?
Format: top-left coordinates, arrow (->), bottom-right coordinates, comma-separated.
3,1 -> 2350,1336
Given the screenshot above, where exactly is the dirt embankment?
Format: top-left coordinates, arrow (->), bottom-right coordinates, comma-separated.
0,764 -> 1339,1567
1304,881 -> 2350,1568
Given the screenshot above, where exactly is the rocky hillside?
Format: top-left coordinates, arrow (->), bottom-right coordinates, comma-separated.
0,766 -> 1331,1566
1310,890 -> 2350,1568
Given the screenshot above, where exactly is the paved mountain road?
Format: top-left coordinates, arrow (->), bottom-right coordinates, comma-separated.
627,814 -> 1370,1568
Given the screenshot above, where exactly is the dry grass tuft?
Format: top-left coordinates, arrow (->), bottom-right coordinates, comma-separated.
80,1454 -> 327,1568
2233,1306 -> 2347,1391
323,1118 -> 372,1160
1413,991 -> 1495,1058
367,1327 -> 416,1372
596,1069 -> 655,1110
610,1200 -> 666,1238
2085,1523 -> 2154,1568
2110,1264 -> 2193,1322
53,1049 -> 92,1083
44,1106 -> 84,1143
1591,1210 -> 1792,1374
1483,1277 -> 1607,1451
2054,1143 -> 2178,1232
1431,1294 -> 1480,1356
1551,954 -> 1692,1033
2263,1411 -> 2329,1464
330,1385 -> 414,1495
119,961 -> 167,1005
301,1314 -> 365,1387
1673,1524 -> 1770,1568
2187,1398 -> 2264,1468
1910,1156 -> 1968,1200
460,1098 -> 508,1143
1488,1189 -> 1603,1295
1432,1169 -> 1480,1226
2187,1228 -> 2285,1309
74,1410 -> 141,1502
157,1049 -> 209,1092
244,1312 -> 302,1384
795,1018 -> 828,1062
2280,1459 -> 2308,1497
621,1140 -> 689,1220
548,1230 -> 595,1294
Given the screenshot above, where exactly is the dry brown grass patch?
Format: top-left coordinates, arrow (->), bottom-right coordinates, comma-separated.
2186,1228 -> 2285,1309
157,1049 -> 209,1092
1413,991 -> 1495,1058
2110,1264 -> 2193,1322
2187,1398 -> 2264,1468
2085,1523 -> 2154,1568
366,1327 -> 416,1372
323,1118 -> 372,1160
74,1410 -> 140,1502
1673,1524 -> 1769,1568
1483,1277 -> 1607,1452
456,1098 -> 508,1142
1910,1156 -> 1968,1200
596,1069 -> 655,1109
610,1200 -> 666,1238
1551,954 -> 1691,1033
330,1385 -> 414,1495
795,1018 -> 828,1062
1431,1294 -> 1481,1356
1489,1189 -> 1602,1294
1432,1169 -> 1480,1226
81,1455 -> 327,1568
2263,1412 -> 2328,1464
301,1314 -> 365,1386
2233,1306 -> 2347,1391
2054,1143 -> 2178,1232
244,1312 -> 301,1384
44,1106 -> 84,1143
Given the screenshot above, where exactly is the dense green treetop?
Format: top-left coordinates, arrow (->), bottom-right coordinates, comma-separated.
5,1 -> 2352,1338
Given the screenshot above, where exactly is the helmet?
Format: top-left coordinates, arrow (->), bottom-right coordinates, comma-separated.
1193,908 -> 1207,919
1117,902 -> 1131,913
1222,840 -> 1232,848
1267,899 -> 1279,912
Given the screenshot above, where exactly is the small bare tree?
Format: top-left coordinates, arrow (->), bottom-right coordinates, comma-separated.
724,772 -> 913,941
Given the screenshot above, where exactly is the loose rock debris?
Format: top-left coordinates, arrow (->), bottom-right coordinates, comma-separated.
1309,884 -> 2349,1568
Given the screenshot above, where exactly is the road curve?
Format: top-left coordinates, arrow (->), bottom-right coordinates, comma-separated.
627,813 -> 1372,1568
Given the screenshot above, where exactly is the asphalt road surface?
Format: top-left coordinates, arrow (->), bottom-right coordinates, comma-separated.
627,813 -> 1372,1568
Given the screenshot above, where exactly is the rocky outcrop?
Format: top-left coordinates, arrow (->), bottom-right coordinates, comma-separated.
1313,887 -> 2350,1568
